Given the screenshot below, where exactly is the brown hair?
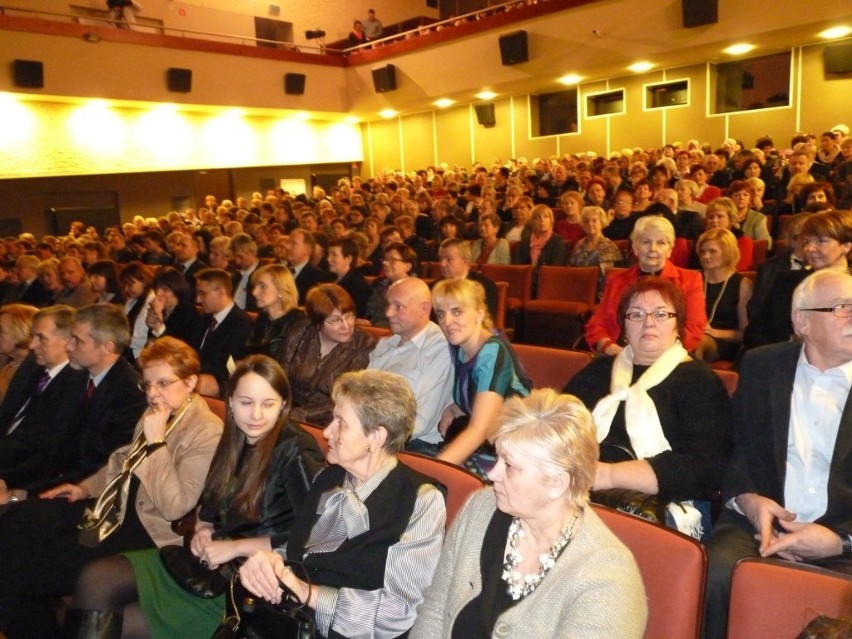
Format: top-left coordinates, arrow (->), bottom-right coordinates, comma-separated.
306,283 -> 356,325
137,335 -> 200,379
202,354 -> 292,521
616,277 -> 687,344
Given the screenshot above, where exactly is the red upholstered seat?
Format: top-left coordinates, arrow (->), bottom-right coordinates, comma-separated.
522,266 -> 598,348
512,343 -> 592,391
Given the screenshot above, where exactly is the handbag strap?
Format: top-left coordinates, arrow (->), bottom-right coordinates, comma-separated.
277,560 -> 312,612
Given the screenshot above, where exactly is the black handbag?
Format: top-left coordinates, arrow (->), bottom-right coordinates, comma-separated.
211,562 -> 316,639
159,544 -> 229,599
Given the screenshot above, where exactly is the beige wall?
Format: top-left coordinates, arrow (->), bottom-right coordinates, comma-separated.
359,42 -> 852,173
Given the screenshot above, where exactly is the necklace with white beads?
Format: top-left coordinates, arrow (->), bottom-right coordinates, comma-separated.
502,508 -> 581,600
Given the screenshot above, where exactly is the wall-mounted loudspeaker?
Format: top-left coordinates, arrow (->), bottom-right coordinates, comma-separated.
13,60 -> 44,89
372,65 -> 397,93
475,104 -> 496,128
682,0 -> 718,28
498,30 -> 528,66
167,68 -> 192,93
824,43 -> 852,74
284,73 -> 306,95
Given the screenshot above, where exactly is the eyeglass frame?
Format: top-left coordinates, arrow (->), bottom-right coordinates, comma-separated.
324,311 -> 356,327
798,303 -> 852,319
137,378 -> 184,393
624,310 -> 678,323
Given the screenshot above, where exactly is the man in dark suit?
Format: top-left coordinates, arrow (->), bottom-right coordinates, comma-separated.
702,269 -> 852,639
195,268 -> 254,397
230,232 -> 261,312
437,237 -> 498,319
11,255 -> 53,307
172,232 -> 207,296
0,306 -> 88,493
288,229 -> 333,305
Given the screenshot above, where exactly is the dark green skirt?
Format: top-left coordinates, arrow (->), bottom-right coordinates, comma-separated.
125,548 -> 225,639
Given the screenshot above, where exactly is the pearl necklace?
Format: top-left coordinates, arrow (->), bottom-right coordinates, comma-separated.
502,509 -> 581,600
703,272 -> 732,325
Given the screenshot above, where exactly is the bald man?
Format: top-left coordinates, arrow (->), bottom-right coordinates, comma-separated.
368,278 -> 453,454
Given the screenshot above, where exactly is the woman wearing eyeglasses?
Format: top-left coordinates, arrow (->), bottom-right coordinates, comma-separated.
363,242 -> 419,328
277,284 -> 374,426
565,278 -> 732,539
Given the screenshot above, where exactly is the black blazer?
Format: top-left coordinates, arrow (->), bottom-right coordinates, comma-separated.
515,230 -> 566,267
199,305 -> 254,396
294,264 -> 334,306
17,279 -> 54,308
181,259 -> 208,296
723,342 -> 852,530
746,249 -> 795,324
43,356 -> 148,490
0,353 -> 41,433
743,268 -> 811,350
0,362 -> 88,489
337,270 -> 371,318
161,301 -> 204,350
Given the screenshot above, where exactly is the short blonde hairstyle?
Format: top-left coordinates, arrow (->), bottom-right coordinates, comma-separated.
492,389 -> 598,508
432,277 -> 493,330
696,228 -> 741,270
251,264 -> 298,313
630,215 -> 675,246
706,197 -> 739,227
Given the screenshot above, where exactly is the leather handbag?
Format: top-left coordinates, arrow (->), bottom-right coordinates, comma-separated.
159,544 -> 229,599
210,562 -> 316,639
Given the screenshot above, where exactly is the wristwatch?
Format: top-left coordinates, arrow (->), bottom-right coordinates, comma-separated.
834,528 -> 852,556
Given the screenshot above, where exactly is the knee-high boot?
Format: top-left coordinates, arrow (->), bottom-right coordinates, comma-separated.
60,609 -> 122,639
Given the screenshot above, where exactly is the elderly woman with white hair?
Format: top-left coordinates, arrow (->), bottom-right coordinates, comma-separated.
411,389 -> 647,639
585,215 -> 707,355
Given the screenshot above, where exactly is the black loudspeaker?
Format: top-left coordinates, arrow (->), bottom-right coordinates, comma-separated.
13,60 -> 44,89
167,68 -> 192,93
372,65 -> 397,93
682,0 -> 718,27
475,104 -> 496,128
284,73 -> 306,95
825,42 -> 852,74
498,30 -> 528,66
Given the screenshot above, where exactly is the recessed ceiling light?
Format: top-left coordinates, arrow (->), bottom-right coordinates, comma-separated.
723,43 -> 755,55
476,91 -> 497,100
433,98 -> 455,108
557,74 -> 583,85
819,26 -> 852,40
628,61 -> 654,73
343,115 -> 360,124
379,109 -> 398,118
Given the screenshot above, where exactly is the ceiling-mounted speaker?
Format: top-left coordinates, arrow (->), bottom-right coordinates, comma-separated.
372,65 -> 397,93
498,30 -> 528,66
682,0 -> 718,28
284,73 -> 306,95
13,60 -> 44,89
475,103 -> 496,128
167,67 -> 192,93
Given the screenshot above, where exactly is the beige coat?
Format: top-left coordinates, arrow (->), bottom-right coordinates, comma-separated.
79,395 -> 223,547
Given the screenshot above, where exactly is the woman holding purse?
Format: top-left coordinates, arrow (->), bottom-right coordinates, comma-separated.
63,355 -> 325,639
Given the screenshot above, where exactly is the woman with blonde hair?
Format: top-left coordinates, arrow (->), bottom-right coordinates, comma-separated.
432,278 -> 529,476
412,390 -> 647,639
0,303 -> 38,402
245,263 -> 304,357
514,205 -> 566,267
694,228 -> 753,363
704,197 -> 754,271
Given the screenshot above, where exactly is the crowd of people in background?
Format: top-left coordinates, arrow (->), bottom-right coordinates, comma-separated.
0,125 -> 849,638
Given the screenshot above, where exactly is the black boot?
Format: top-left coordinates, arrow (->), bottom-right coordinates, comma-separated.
60,609 -> 122,639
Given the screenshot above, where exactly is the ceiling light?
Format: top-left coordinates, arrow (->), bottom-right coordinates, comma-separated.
292,111 -> 310,120
723,43 -> 755,55
628,61 -> 654,73
433,98 -> 455,108
343,115 -> 360,124
476,91 -> 497,100
819,26 -> 852,40
379,109 -> 398,118
557,74 -> 582,85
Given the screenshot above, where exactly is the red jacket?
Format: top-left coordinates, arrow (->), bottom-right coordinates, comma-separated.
585,262 -> 707,351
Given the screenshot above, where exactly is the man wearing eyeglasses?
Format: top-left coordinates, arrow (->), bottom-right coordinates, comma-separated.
703,269 -> 852,639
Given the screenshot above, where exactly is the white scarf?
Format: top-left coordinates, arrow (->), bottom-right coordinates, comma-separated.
592,341 -> 703,539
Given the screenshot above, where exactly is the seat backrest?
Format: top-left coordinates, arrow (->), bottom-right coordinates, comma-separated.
714,369 -> 739,397
536,266 -> 598,304
727,558 -> 852,639
592,504 -> 707,639
480,264 -> 534,303
493,281 -> 508,329
299,421 -> 329,454
512,343 -> 592,390
358,324 -> 392,341
752,239 -> 769,267
398,451 -> 484,527
202,395 -> 227,422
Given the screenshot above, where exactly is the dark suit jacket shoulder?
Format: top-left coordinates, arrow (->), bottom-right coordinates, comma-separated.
18,279 -> 54,307
338,270 -> 371,318
295,264 -> 334,305
725,342 -> 852,530
200,305 -> 254,395
467,271 -> 499,320
0,353 -> 41,433
163,301 -> 204,350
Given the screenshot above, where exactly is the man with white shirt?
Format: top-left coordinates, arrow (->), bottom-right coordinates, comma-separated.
702,269 -> 852,639
368,277 -> 453,455
230,233 -> 260,312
